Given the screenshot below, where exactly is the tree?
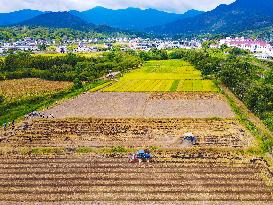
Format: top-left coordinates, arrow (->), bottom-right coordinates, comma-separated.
38,44 -> 47,51
73,78 -> 83,89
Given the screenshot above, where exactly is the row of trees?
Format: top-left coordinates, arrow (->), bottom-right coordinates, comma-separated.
0,52 -> 142,82
168,49 -> 273,132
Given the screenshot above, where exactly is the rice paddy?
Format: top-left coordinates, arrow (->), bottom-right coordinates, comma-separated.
103,60 -> 218,92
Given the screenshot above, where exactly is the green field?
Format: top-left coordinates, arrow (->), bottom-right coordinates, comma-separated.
103,60 -> 218,92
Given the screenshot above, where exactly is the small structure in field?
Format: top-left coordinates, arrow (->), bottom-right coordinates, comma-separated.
106,71 -> 121,79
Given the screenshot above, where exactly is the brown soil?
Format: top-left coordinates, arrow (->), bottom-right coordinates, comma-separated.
0,157 -> 271,203
43,92 -> 234,119
3,118 -> 254,148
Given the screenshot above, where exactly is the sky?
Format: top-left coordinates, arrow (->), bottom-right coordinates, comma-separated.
0,0 -> 236,13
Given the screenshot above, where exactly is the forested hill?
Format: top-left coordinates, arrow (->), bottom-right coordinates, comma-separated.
17,12 -> 93,30
14,12 -> 118,33
70,7 -> 203,30
0,9 -> 43,26
0,7 -> 203,31
148,0 -> 273,35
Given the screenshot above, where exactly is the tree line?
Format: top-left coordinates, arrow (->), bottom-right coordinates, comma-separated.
168,49 -> 273,132
0,52 -> 141,82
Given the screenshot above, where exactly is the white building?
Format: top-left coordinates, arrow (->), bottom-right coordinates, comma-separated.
220,37 -> 272,54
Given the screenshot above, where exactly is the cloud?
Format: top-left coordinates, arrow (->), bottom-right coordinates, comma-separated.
0,0 -> 236,13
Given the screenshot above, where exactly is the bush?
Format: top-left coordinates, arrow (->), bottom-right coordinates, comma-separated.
73,78 -> 83,89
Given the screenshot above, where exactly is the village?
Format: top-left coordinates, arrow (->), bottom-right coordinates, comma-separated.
0,36 -> 273,60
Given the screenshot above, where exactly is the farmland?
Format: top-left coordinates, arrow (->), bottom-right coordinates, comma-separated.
0,78 -> 108,125
0,78 -> 72,102
2,118 -> 253,148
103,60 -> 218,92
43,92 -> 234,118
0,156 -> 272,203
0,57 -> 272,203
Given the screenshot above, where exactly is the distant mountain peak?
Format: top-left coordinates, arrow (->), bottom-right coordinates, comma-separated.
148,0 -> 273,35
17,11 -> 91,29
72,7 -> 203,30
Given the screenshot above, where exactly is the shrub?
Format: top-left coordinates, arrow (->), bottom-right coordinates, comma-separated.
73,78 -> 83,89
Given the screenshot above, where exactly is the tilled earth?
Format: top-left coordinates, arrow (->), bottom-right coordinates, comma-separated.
0,156 -> 272,204
3,118 -> 254,148
43,92 -> 234,119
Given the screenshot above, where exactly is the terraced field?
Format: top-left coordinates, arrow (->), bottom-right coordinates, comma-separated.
103,60 -> 218,92
0,156 -> 272,203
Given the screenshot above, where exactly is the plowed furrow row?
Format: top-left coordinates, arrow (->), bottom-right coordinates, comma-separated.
1,186 -> 271,193
0,179 -> 264,186
0,165 -> 257,172
0,173 -> 258,180
0,169 -> 256,175
0,192 -> 271,202
0,160 -> 253,167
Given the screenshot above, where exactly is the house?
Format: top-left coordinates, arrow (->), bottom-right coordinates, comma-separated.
219,37 -> 272,53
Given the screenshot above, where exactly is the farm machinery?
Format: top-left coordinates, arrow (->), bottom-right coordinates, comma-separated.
129,149 -> 152,163
182,132 -> 197,146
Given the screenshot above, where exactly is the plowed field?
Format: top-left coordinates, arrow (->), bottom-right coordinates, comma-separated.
0,157 -> 271,203
43,92 -> 234,119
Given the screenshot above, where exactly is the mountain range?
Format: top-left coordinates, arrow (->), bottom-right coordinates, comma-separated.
18,12 -> 92,30
70,7 -> 203,30
148,0 -> 273,35
0,9 -> 43,26
0,7 -> 203,31
0,0 -> 272,36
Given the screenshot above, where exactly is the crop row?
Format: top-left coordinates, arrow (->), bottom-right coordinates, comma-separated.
3,118 -> 250,148
0,157 -> 271,202
103,79 -> 218,92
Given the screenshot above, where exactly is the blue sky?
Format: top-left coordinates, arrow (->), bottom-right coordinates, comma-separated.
0,0 -> 235,13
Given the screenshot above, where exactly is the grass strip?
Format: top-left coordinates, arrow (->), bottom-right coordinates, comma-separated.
0,80 -> 108,125
220,84 -> 273,155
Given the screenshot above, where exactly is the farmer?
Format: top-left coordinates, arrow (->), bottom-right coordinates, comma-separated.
128,153 -> 137,163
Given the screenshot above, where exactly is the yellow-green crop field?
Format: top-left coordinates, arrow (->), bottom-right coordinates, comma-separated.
103,60 -> 218,92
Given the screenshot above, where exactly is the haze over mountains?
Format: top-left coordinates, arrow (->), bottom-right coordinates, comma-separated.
0,7 -> 203,31
149,0 -> 273,34
0,0 -> 272,36
70,7 -> 203,30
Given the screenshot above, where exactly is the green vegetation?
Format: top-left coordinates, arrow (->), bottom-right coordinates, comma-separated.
89,81 -> 112,92
0,80 -> 108,125
103,60 -> 218,92
0,26 -> 127,41
0,51 -> 141,82
222,86 -> 272,154
168,48 -> 273,136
